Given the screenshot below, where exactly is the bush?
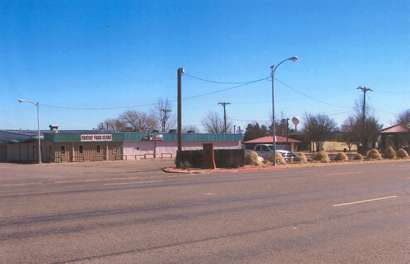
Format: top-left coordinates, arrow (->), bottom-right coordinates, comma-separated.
266,152 -> 287,165
245,150 -> 262,166
367,148 -> 382,160
397,148 -> 409,159
294,152 -> 307,163
383,146 -> 396,159
353,153 -> 363,160
245,150 -> 264,166
313,151 -> 330,163
334,152 -> 348,161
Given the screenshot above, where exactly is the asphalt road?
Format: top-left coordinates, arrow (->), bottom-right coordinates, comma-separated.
0,160 -> 409,263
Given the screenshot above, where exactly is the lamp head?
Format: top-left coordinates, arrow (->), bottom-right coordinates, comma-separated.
289,56 -> 299,62
17,99 -> 24,103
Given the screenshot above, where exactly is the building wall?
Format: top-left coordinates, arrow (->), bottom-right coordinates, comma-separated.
123,141 -> 241,160
0,141 -> 122,163
52,142 -> 123,162
318,141 -> 358,152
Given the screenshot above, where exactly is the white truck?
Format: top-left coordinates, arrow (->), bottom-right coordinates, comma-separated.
254,144 -> 296,162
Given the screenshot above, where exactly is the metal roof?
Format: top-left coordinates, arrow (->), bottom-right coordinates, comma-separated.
380,124 -> 408,134
1,130 -> 242,143
45,132 -> 242,143
244,136 -> 301,144
0,130 -> 40,143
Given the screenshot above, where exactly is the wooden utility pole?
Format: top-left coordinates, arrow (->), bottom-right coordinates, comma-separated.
357,86 -> 372,151
177,67 -> 184,168
218,102 -> 231,133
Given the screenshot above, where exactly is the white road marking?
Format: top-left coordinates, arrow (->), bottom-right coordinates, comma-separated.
203,192 -> 216,196
332,195 -> 398,207
55,176 -> 146,184
0,182 -> 44,187
327,171 -> 364,176
103,180 -> 163,186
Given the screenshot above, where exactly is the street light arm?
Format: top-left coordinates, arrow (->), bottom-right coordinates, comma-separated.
17,99 -> 39,106
271,56 -> 299,73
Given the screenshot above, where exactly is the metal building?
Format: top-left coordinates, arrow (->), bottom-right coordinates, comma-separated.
0,130 -> 242,163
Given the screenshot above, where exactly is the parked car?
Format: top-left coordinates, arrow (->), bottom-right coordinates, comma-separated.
254,144 -> 296,162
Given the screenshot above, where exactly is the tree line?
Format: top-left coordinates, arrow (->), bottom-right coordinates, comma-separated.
97,96 -> 410,152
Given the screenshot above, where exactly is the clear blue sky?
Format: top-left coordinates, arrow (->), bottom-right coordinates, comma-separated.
1,0 -> 409,131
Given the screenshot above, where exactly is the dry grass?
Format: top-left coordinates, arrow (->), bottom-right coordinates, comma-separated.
334,152 -> 348,161
313,151 -> 330,163
294,152 -> 308,163
367,148 -> 382,160
397,148 -> 409,159
245,150 -> 260,166
266,152 -> 287,165
383,146 -> 396,159
353,153 -> 363,160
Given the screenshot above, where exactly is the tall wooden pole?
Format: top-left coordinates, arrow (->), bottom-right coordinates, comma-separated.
177,67 -> 184,168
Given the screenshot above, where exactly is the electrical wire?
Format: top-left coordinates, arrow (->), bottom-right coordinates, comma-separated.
40,102 -> 158,111
183,77 -> 270,100
184,72 -> 268,85
274,78 -> 350,110
39,74 -> 269,110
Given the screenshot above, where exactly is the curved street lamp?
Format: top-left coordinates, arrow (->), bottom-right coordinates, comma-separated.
17,99 -> 42,164
271,56 -> 299,166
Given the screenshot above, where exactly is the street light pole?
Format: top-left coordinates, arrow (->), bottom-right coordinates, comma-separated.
18,99 -> 42,164
176,67 -> 184,168
271,56 -> 299,166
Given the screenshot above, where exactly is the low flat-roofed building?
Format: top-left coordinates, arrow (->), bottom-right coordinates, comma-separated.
0,130 -> 242,163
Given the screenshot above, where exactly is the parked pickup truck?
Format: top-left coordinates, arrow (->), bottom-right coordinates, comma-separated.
254,144 -> 296,162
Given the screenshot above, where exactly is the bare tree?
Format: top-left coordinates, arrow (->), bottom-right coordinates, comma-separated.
340,116 -> 359,151
152,98 -> 176,133
303,113 -> 337,151
97,118 -> 127,131
202,111 -> 232,134
397,109 -> 410,126
119,110 -> 158,132
352,96 -> 382,152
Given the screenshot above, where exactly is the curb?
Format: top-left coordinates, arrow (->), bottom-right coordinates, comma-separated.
162,159 -> 410,174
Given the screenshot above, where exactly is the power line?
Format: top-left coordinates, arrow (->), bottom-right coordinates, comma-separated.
274,78 -> 350,110
184,72 -> 268,85
183,77 -> 270,100
40,75 -> 269,111
40,102 -> 158,111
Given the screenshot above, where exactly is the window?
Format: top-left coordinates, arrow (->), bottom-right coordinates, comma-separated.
96,145 -> 101,153
79,145 -> 83,154
61,146 -> 65,154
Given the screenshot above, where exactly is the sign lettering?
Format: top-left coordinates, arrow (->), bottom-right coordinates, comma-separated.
80,134 -> 113,142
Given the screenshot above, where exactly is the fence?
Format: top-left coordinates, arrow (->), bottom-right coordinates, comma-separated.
177,149 -> 244,168
122,152 -> 173,160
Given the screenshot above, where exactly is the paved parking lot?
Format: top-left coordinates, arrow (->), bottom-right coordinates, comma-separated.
0,160 -> 409,263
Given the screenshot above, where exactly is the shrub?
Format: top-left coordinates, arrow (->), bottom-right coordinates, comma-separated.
334,152 -> 348,162
367,148 -> 382,160
245,150 -> 262,166
383,146 -> 396,159
397,148 -> 409,159
266,152 -> 287,165
294,152 -> 307,163
353,153 -> 363,160
313,151 -> 330,163
275,152 -> 287,165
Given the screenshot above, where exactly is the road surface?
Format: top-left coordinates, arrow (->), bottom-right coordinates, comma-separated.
0,160 -> 409,263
